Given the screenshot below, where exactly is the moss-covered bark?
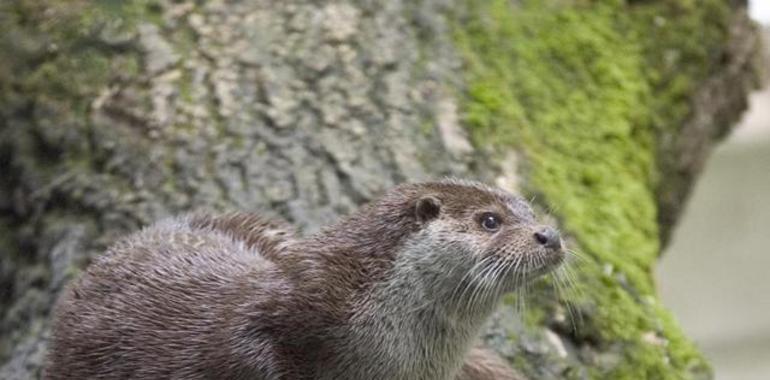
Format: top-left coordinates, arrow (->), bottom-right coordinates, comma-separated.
0,0 -> 761,378
453,0 -> 759,378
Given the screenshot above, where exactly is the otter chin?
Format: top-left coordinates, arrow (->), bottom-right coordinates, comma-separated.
45,179 -> 565,380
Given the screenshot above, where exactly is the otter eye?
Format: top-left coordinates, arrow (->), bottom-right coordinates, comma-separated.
480,213 -> 501,232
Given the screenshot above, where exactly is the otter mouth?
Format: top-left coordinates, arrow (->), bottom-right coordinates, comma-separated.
485,248 -> 565,289
544,248 -> 566,267
524,247 -> 565,277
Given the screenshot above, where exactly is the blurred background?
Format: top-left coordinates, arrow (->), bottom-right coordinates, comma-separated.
658,1 -> 770,379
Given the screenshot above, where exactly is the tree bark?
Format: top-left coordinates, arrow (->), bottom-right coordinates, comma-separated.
0,0 -> 761,379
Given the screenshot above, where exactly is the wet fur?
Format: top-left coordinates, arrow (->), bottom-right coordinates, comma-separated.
45,179 -> 560,379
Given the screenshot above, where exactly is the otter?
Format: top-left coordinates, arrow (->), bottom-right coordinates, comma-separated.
44,179 -> 564,379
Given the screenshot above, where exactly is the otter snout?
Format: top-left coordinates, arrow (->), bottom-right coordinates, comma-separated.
534,226 -> 561,250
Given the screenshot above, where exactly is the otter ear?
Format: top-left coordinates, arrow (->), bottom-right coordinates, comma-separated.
415,196 -> 442,223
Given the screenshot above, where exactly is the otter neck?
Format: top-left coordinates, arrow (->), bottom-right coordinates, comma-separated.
346,232 -> 503,379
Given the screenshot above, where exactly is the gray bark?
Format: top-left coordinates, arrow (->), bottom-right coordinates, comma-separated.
1,1 -> 483,377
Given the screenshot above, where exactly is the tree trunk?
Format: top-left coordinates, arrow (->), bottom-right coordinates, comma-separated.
0,0 -> 761,378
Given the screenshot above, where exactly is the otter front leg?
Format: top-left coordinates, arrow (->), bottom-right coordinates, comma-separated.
456,346 -> 524,380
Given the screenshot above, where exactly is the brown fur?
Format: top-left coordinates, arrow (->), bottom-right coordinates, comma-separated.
44,179 -> 561,379
457,347 -> 524,380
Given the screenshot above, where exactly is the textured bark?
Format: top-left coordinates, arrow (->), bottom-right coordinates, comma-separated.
0,0 -> 761,379
656,11 -> 763,247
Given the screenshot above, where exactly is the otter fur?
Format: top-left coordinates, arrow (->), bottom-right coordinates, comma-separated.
44,179 -> 564,379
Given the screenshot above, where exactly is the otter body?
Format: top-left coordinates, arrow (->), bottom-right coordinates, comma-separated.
45,180 -> 564,380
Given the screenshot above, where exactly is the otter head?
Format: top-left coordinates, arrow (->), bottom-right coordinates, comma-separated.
402,180 -> 565,310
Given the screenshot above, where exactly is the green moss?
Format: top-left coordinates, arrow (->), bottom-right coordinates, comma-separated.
453,0 -> 730,378
633,1 -> 731,134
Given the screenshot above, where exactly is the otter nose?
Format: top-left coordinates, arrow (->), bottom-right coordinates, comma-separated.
534,227 -> 561,250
